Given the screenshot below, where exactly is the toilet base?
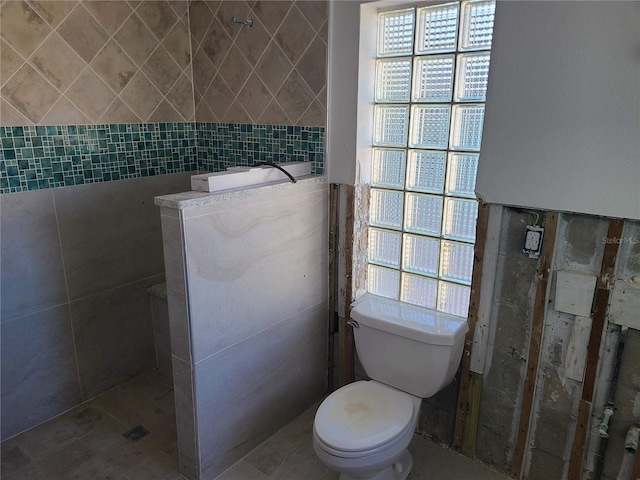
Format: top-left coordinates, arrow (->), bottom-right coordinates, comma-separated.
338,450 -> 413,480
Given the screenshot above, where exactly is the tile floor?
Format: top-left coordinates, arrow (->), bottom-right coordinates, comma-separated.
216,402 -> 509,480
1,369 -> 509,480
1,369 -> 180,480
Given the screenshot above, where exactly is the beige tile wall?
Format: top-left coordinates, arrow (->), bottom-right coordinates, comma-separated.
0,0 -> 328,127
189,0 -> 327,126
0,0 -> 194,126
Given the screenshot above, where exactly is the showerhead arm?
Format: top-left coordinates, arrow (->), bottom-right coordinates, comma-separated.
232,17 -> 253,28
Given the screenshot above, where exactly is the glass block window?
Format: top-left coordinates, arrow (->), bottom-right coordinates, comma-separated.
369,0 -> 495,317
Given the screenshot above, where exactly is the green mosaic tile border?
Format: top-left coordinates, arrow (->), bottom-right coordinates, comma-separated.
0,123 -> 198,193
197,123 -> 325,175
0,122 -> 325,194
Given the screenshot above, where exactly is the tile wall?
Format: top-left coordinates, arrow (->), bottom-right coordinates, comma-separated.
0,0 -> 329,446
0,122 -> 325,193
0,173 -> 193,440
159,179 -> 328,479
1,0 -> 193,124
197,122 -> 325,174
1,0 -> 328,128
190,0 -> 327,126
0,123 -> 197,193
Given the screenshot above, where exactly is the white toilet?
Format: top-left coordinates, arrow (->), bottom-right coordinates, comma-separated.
313,293 -> 468,480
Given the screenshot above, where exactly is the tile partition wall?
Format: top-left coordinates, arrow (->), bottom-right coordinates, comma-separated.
158,179 -> 328,479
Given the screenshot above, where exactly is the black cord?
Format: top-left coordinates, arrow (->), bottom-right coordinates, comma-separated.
253,162 -> 296,183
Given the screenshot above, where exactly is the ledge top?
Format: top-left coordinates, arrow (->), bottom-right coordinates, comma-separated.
154,174 -> 326,210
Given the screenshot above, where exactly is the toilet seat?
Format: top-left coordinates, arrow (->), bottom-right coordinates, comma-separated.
314,381 -> 416,455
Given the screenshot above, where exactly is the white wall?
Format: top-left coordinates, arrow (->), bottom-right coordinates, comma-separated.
326,0 -> 363,184
477,1 -> 640,220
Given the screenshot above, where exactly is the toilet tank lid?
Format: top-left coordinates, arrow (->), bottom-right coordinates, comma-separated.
350,293 -> 468,346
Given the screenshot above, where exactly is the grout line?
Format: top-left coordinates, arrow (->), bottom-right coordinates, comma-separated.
50,188 -> 85,401
184,2 -> 197,130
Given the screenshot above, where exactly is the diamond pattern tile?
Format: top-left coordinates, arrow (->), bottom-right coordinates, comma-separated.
296,1 -> 327,32
275,6 -> 315,64
83,1 -> 133,35
218,45 -> 252,95
0,1 -> 52,58
41,96 -> 91,125
191,0 -> 327,126
202,74 -> 234,118
1,98 -> 32,125
57,4 -> 109,63
136,1 -> 178,41
200,17 -> 233,68
1,39 -> 25,87
255,41 -> 293,93
65,69 -> 115,122
0,0 -> 327,127
113,13 -> 158,66
275,70 -> 316,123
27,1 -> 78,28
162,17 -> 191,71
1,64 -> 59,122
142,45 -> 182,94
192,49 -> 216,102
234,16 -> 270,64
297,35 -> 327,94
188,1 -> 215,44
30,32 -> 85,91
237,73 -> 272,121
120,72 -> 164,121
252,1 -> 292,33
167,74 -> 196,120
90,40 -> 137,93
215,1 -> 251,40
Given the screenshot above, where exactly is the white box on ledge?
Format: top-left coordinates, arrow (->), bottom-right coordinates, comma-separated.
191,161 -> 311,193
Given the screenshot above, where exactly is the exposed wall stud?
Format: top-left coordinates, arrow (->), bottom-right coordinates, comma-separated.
338,185 -> 356,387
453,202 -> 490,450
567,219 -> 625,480
510,211 -> 559,478
328,184 -> 339,392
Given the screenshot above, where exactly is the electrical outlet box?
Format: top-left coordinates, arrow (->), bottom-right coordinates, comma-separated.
523,225 -> 544,258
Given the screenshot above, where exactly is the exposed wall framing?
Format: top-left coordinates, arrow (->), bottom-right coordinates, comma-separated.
453,202 -> 490,451
328,184 -> 339,392
338,184 -> 356,387
510,212 -> 559,478
567,219 -> 625,480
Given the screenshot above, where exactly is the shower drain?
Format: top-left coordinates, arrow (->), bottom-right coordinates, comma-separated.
123,425 -> 150,442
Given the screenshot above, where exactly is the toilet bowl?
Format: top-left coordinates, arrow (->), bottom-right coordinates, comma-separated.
313,380 -> 421,480
313,293 -> 468,480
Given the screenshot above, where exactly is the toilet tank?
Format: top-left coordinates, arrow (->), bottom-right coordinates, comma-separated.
350,293 -> 468,398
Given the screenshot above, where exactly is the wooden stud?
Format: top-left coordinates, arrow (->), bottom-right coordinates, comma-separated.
471,204 -> 504,375
568,399 -> 592,480
510,211 -> 559,479
327,184 -> 339,392
453,202 -> 490,450
632,443 -> 640,480
338,185 -> 356,387
567,219 -> 624,480
461,372 -> 483,457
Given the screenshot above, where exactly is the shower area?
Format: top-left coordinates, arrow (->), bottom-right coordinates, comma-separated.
0,0 -> 329,479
